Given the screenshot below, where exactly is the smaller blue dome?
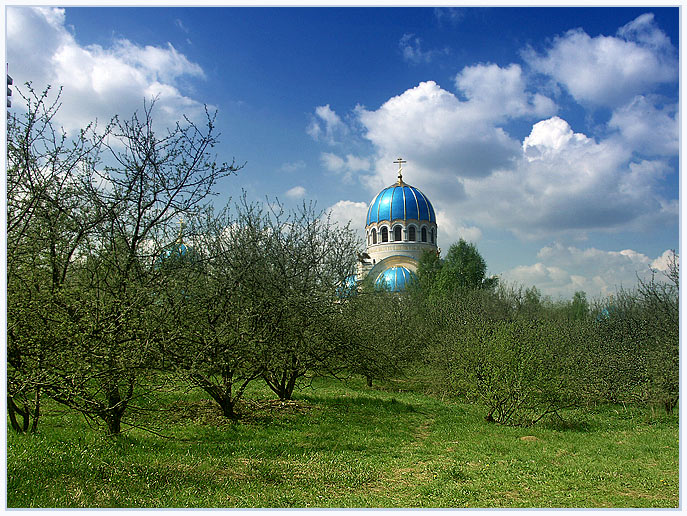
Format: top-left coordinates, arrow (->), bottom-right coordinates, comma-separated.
337,274 -> 358,298
155,242 -> 198,269
374,266 -> 416,292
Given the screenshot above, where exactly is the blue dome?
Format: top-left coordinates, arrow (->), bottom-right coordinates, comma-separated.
155,242 -> 198,269
366,182 -> 436,225
374,266 -> 417,292
337,274 -> 358,298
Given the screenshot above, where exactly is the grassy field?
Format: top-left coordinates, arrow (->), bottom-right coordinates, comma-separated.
7,376 -> 679,508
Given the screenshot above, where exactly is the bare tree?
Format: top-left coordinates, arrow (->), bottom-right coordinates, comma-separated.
7,88 -> 240,434
256,201 -> 359,400
7,84 -> 108,433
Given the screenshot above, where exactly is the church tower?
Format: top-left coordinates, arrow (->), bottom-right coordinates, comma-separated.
357,158 -> 438,291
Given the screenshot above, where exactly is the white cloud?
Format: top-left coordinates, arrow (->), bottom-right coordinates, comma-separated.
399,34 -> 449,64
435,209 -> 482,250
280,160 -> 306,172
306,104 -> 348,144
524,13 -> 677,108
608,96 -> 678,156
175,18 -> 190,34
354,78 -> 675,243
522,116 -> 590,161
325,200 -> 369,241
310,17 -> 677,251
320,152 -> 370,183
502,243 -> 672,299
455,63 -> 556,120
285,186 -> 306,199
356,80 -> 521,183
7,7 -> 207,134
433,7 -> 464,26
650,249 -> 678,272
459,116 -> 676,240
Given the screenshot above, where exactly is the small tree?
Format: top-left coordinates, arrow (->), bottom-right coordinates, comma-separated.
435,239 -> 497,295
7,84 -> 109,433
163,203 -> 274,418
340,286 -> 416,387
468,318 -> 581,425
257,201 -> 359,400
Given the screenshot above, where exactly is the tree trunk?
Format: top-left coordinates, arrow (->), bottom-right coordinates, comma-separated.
7,396 -> 29,433
366,375 -> 373,387
220,398 -> 238,419
30,387 -> 41,433
103,382 -> 126,435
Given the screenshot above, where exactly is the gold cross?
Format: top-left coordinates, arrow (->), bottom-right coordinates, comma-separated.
393,157 -> 407,183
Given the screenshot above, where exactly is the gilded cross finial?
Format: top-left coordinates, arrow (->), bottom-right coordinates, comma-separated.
177,216 -> 184,244
393,157 -> 407,184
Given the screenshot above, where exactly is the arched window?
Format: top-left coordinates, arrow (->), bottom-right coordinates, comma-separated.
421,227 -> 427,242
430,228 -> 434,244
372,228 -> 377,244
394,226 -> 402,242
408,226 -> 416,241
381,227 -> 388,242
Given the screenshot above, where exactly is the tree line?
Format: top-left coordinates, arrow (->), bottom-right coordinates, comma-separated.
7,85 -> 678,435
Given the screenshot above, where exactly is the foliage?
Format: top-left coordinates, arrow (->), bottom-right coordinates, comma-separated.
255,201 -> 360,399
592,252 -> 679,412
7,84 -> 108,433
338,287 -> 417,386
7,84 -> 239,434
435,239 -> 498,294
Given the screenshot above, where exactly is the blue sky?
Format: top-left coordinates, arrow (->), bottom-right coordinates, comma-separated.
5,5 -> 680,300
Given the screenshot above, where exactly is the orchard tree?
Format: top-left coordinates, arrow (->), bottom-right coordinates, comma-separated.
7,84 -> 109,433
257,201 -> 359,400
163,202 -> 274,419
431,239 -> 498,296
7,86 -> 240,434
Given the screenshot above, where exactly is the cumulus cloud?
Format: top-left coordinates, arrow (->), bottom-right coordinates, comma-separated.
325,200 -> 369,242
399,34 -> 449,64
356,80 -> 522,183
306,104 -> 348,144
455,63 -> 556,120
608,96 -> 678,156
7,7 -> 207,133
285,186 -> 306,199
320,152 -> 370,183
501,242 -> 671,299
524,13 -> 677,108
650,249 -> 678,272
462,116 -> 675,239
311,16 -> 677,250
435,208 -> 482,249
353,78 -> 674,242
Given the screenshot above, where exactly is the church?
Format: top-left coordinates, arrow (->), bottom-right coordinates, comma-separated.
354,158 -> 438,291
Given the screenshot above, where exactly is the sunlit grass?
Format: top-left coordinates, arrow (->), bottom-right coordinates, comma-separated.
7,376 -> 678,508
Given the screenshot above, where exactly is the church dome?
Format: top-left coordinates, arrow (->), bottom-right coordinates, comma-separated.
366,181 -> 436,226
155,241 -> 199,270
374,266 -> 417,292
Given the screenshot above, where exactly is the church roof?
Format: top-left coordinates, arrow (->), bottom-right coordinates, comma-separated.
374,266 -> 417,292
366,181 -> 436,226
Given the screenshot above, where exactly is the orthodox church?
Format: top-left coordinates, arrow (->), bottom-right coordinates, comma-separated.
354,158 -> 438,292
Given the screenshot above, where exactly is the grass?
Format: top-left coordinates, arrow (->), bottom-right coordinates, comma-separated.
7,376 -> 679,508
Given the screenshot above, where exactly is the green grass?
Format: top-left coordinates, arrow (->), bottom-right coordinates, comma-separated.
7,376 -> 679,508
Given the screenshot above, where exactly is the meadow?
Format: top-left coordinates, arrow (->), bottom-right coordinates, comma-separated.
7,376 -> 678,508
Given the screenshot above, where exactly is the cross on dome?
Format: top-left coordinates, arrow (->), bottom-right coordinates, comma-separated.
393,157 -> 407,184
